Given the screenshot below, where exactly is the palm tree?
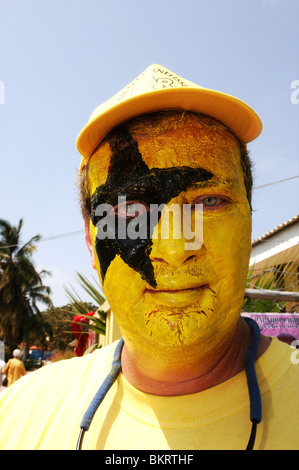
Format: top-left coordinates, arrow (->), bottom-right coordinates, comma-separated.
0,218 -> 53,353
21,270 -> 53,359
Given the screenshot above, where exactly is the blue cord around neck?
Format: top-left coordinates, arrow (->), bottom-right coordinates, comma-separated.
243,317 -> 262,424
78,337 -> 124,435
76,317 -> 262,450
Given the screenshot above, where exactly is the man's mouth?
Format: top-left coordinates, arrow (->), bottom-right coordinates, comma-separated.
144,284 -> 211,306
144,284 -> 209,294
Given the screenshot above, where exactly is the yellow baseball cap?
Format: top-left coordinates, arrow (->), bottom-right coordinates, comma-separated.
77,64 -> 262,169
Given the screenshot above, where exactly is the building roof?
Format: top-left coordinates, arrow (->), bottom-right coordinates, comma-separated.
252,214 -> 299,247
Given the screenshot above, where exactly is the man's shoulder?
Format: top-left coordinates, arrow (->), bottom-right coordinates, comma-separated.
257,337 -> 299,391
41,340 -> 119,376
0,341 -> 123,449
0,341 -> 119,403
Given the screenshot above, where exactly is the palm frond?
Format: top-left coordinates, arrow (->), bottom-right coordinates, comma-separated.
75,271 -> 105,305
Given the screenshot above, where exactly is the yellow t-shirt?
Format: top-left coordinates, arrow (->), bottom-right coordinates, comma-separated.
0,337 -> 298,450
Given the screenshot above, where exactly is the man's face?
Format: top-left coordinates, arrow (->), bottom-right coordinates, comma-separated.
86,112 -> 252,358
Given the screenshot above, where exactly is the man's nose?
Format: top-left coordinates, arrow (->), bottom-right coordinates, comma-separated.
149,205 -> 203,267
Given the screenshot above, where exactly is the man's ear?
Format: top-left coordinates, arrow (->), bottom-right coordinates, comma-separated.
84,219 -> 96,270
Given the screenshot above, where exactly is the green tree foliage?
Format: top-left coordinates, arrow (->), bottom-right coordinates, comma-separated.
0,219 -> 53,354
40,303 -> 94,352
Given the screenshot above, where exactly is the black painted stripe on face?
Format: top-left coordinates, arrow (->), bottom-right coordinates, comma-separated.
90,126 -> 213,288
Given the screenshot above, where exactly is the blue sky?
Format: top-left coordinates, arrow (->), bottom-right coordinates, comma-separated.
0,0 -> 298,307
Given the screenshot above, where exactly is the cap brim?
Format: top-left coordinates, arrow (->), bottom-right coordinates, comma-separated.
76,87 -> 262,167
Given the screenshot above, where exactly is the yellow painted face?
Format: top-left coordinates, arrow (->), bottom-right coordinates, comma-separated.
86,112 -> 252,360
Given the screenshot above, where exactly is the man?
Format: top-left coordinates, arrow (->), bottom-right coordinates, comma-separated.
1,349 -> 26,387
0,65 -> 298,450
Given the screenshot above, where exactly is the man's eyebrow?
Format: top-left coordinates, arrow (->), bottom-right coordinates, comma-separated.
189,176 -> 238,190
90,185 -> 118,203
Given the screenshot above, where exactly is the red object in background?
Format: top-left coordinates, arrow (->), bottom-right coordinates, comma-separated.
71,312 -> 95,356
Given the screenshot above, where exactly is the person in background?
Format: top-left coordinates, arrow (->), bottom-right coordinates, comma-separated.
1,349 -> 26,387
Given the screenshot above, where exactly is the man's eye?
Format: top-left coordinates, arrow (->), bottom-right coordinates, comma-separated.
202,197 -> 220,207
192,195 -> 230,210
114,201 -> 149,218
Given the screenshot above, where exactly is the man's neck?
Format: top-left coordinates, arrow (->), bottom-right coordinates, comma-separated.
120,318 -> 271,396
